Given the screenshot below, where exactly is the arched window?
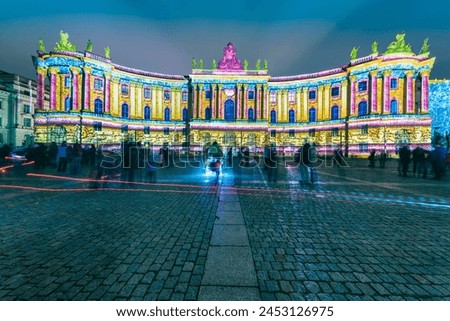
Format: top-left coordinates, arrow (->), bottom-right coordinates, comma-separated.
94,99 -> 103,114
65,97 -> 72,111
331,105 -> 340,120
288,109 -> 295,123
164,107 -> 171,121
182,108 -> 188,121
205,107 -> 212,120
358,101 -> 368,116
248,108 -> 254,122
144,106 -> 151,120
390,100 -> 398,115
309,108 -> 316,122
121,103 -> 129,118
224,99 -> 235,121
270,110 -> 277,123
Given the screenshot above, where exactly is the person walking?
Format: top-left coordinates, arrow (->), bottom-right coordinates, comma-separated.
57,141 -> 68,172
399,144 -> 411,177
368,150 -> 376,168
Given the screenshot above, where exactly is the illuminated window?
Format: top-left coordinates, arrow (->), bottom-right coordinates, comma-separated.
205,90 -> 211,99
331,105 -> 339,120
361,125 -> 369,134
289,129 -> 295,138
144,106 -> 151,120
331,86 -> 340,97
94,78 -> 103,90
205,107 -> 212,120
93,121 -> 102,132
182,90 -> 188,101
390,100 -> 398,114
331,128 -> 339,137
94,99 -> 103,114
65,97 -> 72,111
309,90 -> 316,100
390,78 -> 398,89
288,109 -> 295,123
270,110 -> 277,123
270,91 -> 277,104
164,88 -> 171,100
270,130 -> 276,138
358,101 -> 368,116
358,81 -> 367,92
288,91 -> 296,103
121,104 -> 129,118
121,125 -> 128,133
144,87 -> 151,99
248,108 -> 255,122
164,107 -> 171,121
23,104 -> 31,113
144,126 -> 150,135
309,129 -> 315,137
359,143 -> 369,152
121,84 -> 129,95
309,108 -> 316,122
164,127 -> 170,135
182,108 -> 188,121
248,90 -> 254,100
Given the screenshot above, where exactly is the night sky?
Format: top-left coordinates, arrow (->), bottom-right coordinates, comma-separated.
1,0 -> 449,80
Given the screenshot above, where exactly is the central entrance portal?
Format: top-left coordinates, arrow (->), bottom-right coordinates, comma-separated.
224,99 -> 235,121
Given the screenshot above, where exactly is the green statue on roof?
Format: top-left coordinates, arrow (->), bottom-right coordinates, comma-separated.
54,30 -> 76,52
104,46 -> 110,58
243,59 -> 248,70
199,59 -> 203,69
255,58 -> 261,70
86,39 -> 93,52
38,38 -> 46,52
264,59 -> 268,70
385,32 -> 413,54
420,38 -> 429,54
350,47 -> 358,60
371,41 -> 378,54
212,59 -> 217,69
192,58 -> 197,69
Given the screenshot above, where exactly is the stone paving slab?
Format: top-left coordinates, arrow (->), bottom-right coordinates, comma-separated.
202,246 -> 258,287
198,286 -> 260,301
211,225 -> 249,246
215,211 -> 245,225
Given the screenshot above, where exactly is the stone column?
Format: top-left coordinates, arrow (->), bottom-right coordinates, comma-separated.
277,90 -> 282,122
36,67 -> 46,110
405,71 -> 415,113
83,67 -> 92,111
218,84 -> 223,119
262,84 -> 268,120
318,86 -> 324,121
198,84 -> 203,119
130,82 -> 136,118
211,83 -> 216,119
323,84 -> 330,120
283,89 -> 288,122
420,70 -> 430,112
301,87 -> 308,122
370,70 -> 378,113
136,83 -> 143,119
383,70 -> 391,113
296,87 -> 301,122
349,75 -> 356,115
49,67 -> 58,110
236,84 -> 241,119
243,84 -> 249,120
104,72 -> 111,113
341,80 -> 348,119
70,67 -> 80,111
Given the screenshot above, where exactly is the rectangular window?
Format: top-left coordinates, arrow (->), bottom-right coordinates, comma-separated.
144,87 -> 151,99
361,125 -> 369,135
270,130 -> 276,138
309,129 -> 316,137
94,78 -> 103,90
331,86 -> 340,97
164,127 -> 170,135
248,90 -> 255,100
23,104 -> 31,113
164,89 -> 171,101
121,125 -> 128,133
182,90 -> 188,102
64,76 -> 71,88
331,128 -> 339,137
24,118 -> 32,127
289,129 -> 295,138
288,91 -> 296,103
359,143 -> 369,152
390,78 -> 398,89
358,81 -> 368,92
121,84 -> 129,96
0,116 -> 2,126
93,121 -> 102,132
270,91 -> 277,104
309,90 -> 316,100
0,101 -> 2,109
205,90 -> 211,99
144,126 -> 150,135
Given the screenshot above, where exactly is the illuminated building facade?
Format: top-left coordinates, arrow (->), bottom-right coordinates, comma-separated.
32,33 -> 439,156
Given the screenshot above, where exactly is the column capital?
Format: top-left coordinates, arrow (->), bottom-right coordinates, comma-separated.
48,67 -> 59,74
84,66 -> 92,74
420,69 -> 431,77
37,67 -> 47,76
243,83 -> 249,89
217,83 -> 224,89
349,75 -> 357,82
301,87 -> 308,93
69,66 -> 81,74
405,70 -> 415,77
324,83 -> 331,90
369,70 -> 378,77
104,72 -> 111,79
382,70 -> 392,77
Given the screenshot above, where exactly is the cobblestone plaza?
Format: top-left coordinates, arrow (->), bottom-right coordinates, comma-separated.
0,158 -> 449,301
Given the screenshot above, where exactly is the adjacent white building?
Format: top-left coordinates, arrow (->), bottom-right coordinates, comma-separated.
0,70 -> 49,148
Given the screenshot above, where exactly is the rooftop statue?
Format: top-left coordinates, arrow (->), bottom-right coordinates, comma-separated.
54,30 -> 76,52
218,42 -> 243,71
198,59 -> 203,69
264,59 -> 268,70
192,58 -> 197,69
243,59 -> 248,70
212,59 -> 217,69
86,39 -> 93,52
255,58 -> 261,70
420,38 -> 429,54
371,41 -> 378,54
385,32 -> 413,54
104,46 -> 110,58
38,38 -> 46,52
350,47 -> 358,60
